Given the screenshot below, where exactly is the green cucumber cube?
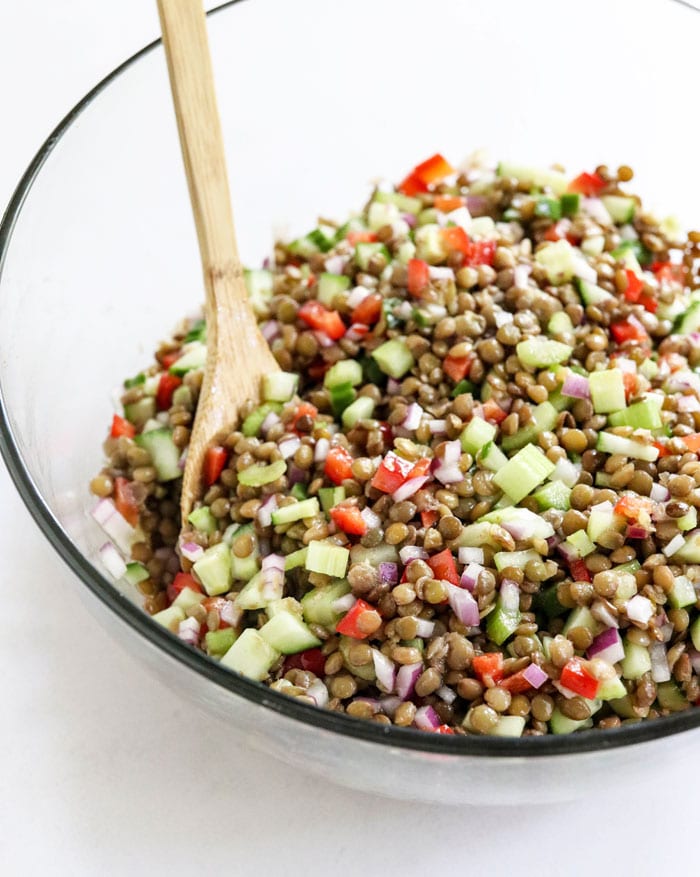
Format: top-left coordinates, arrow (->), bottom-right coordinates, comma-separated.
193,542 -> 232,596
601,195 -> 636,224
205,627 -> 237,657
259,612 -> 322,654
151,605 -> 185,633
371,339 -> 415,379
301,579 -> 352,627
187,505 -> 217,535
234,570 -> 267,610
516,337 -> 572,369
460,416 -> 496,455
621,641 -> 651,680
220,628 -> 280,681
565,529 -> 596,558
317,273 -> 351,308
324,359 -> 363,389
169,342 -> 207,375
305,540 -> 349,578
342,395 -> 375,429
589,369 -> 626,414
263,371 -> 299,403
133,428 -> 182,481
244,269 -> 274,316
493,443 -> 556,503
271,497 -> 320,526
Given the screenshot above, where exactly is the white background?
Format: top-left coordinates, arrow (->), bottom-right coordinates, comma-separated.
0,2 -> 698,875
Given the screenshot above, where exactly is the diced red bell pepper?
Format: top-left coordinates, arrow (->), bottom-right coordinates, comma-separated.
568,171 -> 606,197
202,596 -> 234,628
291,402 -> 319,432
306,274 -> 317,288
624,269 -> 644,303
283,647 -> 326,676
614,494 -> 655,520
481,399 -> 508,424
204,446 -> 228,487
329,504 -> 367,536
443,353 -> 474,383
652,440 -> 669,458
346,230 -> 378,246
351,293 -> 382,325
167,571 -> 203,605
610,319 -> 649,346
435,724 -> 455,734
111,414 -> 135,439
622,371 -> 637,401
569,558 -> 591,583
500,669 -> 533,694
161,351 -> 181,370
345,323 -> 370,342
409,457 -> 432,479
335,598 -> 379,640
544,220 -> 571,242
114,476 -> 139,526
434,195 -> 465,213
370,451 -> 415,493
298,301 -> 346,340
560,658 -> 600,699
413,153 -> 455,185
472,652 -> 504,685
441,226 -> 471,257
325,445 -> 354,485
466,239 -> 496,267
680,434 -> 700,454
156,372 -> 182,411
651,261 -> 685,286
420,509 -> 439,528
398,172 -> 430,197
407,258 -> 431,298
427,548 -> 460,586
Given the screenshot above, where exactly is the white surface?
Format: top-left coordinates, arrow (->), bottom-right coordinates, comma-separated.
0,2 -> 697,874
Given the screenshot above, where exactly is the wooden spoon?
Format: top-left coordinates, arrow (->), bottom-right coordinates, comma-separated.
157,0 -> 279,525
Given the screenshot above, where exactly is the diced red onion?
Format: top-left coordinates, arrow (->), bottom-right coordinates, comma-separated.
557,541 -> 580,565
260,411 -> 281,436
156,411 -> 170,425
446,584 -> 480,626
460,562 -> 483,592
361,506 -> 381,530
552,457 -> 581,488
378,562 -> 398,584
428,420 -> 447,434
399,545 -> 428,564
522,663 -> 548,689
261,554 -> 285,601
313,437 -> 330,463
180,541 -> 204,563
552,680 -> 577,699
220,601 -> 243,628
513,263 -> 532,289
626,594 -> 654,625
587,627 -> 624,664
98,542 -> 127,579
561,372 -> 590,400
387,378 -> 401,395
324,254 -> 348,274
178,448 -> 188,470
414,618 -> 436,638
442,440 -> 462,466
371,648 -> 396,694
378,695 -> 402,717
91,499 -> 134,554
314,330 -> 334,348
278,436 -> 301,459
466,194 -> 488,215
614,357 -> 637,374
402,402 -> 424,430
659,622 -> 674,643
347,285 -> 371,308
287,464 -> 307,486
178,616 -> 201,646
663,533 -> 685,557
414,705 -> 441,731
392,475 -> 430,503
433,464 -> 464,486
626,524 -> 650,540
689,648 -> 700,675
591,499 -> 614,514
306,679 -> 329,709
331,593 -> 357,613
649,642 -> 671,684
396,301 -> 414,321
428,266 -> 455,281
396,662 -> 423,700
257,494 -> 278,528
500,579 -> 521,614
261,320 -> 281,342
591,599 -> 619,629
499,509 -> 545,541
345,323 -> 370,343
677,395 -> 700,413
458,546 -> 484,564
401,212 -> 417,228
436,685 -> 457,705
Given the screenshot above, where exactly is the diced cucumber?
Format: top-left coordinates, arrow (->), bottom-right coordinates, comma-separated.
516,337 -> 572,369
547,311 -> 574,336
536,585 -> 567,618
241,402 -> 283,437
267,597 -> 304,619
124,397 -> 156,429
259,611 -> 322,654
691,615 -> 700,651
355,242 -> 390,271
371,339 -> 415,378
307,225 -> 338,253
288,236 -> 319,259
234,570 -> 266,610
534,480 -> 571,511
575,277 -> 613,306
656,680 -> 688,712
549,709 -> 594,735
601,195 -> 636,224
134,428 -> 182,481
501,402 -> 558,453
487,715 -> 526,737
193,542 -> 232,596
534,197 -> 561,221
587,505 -> 626,544
621,640 -> 651,680
478,441 -> 508,473
614,560 -> 641,576
319,486 -> 346,513
284,547 -> 308,571
596,432 -> 659,462
244,269 -> 274,316
271,497 -> 320,526
151,605 -> 185,633
677,300 -> 700,335
230,524 -> 260,582
301,579 -> 351,627
339,635 -> 377,681
324,359 -> 363,389
614,573 -> 638,604
609,695 -> 638,720
367,200 -> 400,231
581,235 -> 605,257
486,600 -> 521,646
263,371 -> 299,403
238,459 -> 287,487
496,162 -> 568,195
317,273 -> 351,308
205,627 -> 237,657
677,506 -> 697,532
305,540 -> 349,578
124,561 -> 149,586
667,574 -> 696,610
349,543 -> 400,565
169,342 -> 207,375
565,529 -> 596,558
493,549 -> 541,572
670,531 -> 700,563
460,416 -> 496,455
374,190 -> 423,214
291,483 -> 307,501
493,443 -> 556,503
187,505 -> 217,535
589,369 -> 626,414
342,395 -> 375,429
220,628 -> 279,681
414,223 -> 447,263
597,675 -> 627,701
172,586 -> 206,612
608,399 -> 662,430
562,606 -> 599,637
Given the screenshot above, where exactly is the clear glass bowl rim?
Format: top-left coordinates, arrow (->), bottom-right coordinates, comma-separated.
2,0 -> 700,758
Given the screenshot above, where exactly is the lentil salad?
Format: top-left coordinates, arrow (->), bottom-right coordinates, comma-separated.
91,153 -> 700,737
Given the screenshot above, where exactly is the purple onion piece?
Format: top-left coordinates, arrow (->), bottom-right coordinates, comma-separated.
378,562 -> 398,585
396,662 -> 423,700
414,705 -> 440,731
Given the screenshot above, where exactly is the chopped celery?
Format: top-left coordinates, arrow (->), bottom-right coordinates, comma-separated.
516,337 -> 572,369
589,369 -> 626,414
608,399 -> 662,430
565,529 -> 596,558
271,498 -> 320,526
238,459 -> 287,487
284,547 -> 309,571
305,540 -> 350,578
206,628 -> 237,657
596,432 -> 659,462
478,441 -> 508,472
187,505 -> 217,535
371,339 -> 415,378
242,402 -> 283,437
493,444 -> 556,503
342,395 -> 375,428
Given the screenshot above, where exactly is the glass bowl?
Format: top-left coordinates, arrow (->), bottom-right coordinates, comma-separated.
1,0 -> 700,805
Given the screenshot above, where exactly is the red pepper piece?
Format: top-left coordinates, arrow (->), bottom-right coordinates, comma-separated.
610,319 -> 649,346
203,446 -> 228,487
335,598 -> 379,640
167,571 -> 203,605
420,509 -> 439,528
283,648 -> 326,676
111,414 -> 135,439
113,476 -> 139,526
443,354 -> 473,383
370,451 -> 415,493
472,653 -> 504,685
568,171 -> 606,196
413,153 -> 455,185
435,724 -> 456,734
560,658 -> 600,699
398,172 -> 429,197
624,269 -> 643,303
407,258 -> 431,298
346,230 -> 378,246
156,372 -> 182,411
481,399 -> 508,424
569,558 -> 591,583
427,548 -> 460,586
500,669 -> 533,694
329,505 -> 367,536
298,301 -> 346,340
434,195 -> 465,213
325,446 -> 354,485
351,293 -> 382,325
